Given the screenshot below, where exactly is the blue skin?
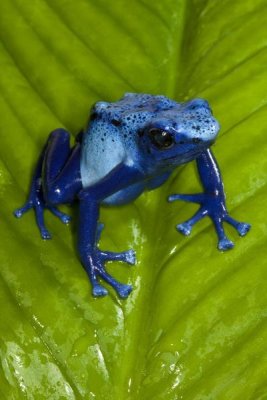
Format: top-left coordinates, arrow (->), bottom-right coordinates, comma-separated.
14,93 -> 251,298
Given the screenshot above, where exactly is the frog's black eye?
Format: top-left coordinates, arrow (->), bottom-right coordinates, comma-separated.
149,128 -> 174,149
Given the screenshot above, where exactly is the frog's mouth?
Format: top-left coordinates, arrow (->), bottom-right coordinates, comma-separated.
164,138 -> 215,163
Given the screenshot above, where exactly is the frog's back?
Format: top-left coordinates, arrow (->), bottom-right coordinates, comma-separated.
80,93 -> 179,188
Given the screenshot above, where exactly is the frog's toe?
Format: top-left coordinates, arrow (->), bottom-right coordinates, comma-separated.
92,284 -> 108,297
14,202 -> 33,218
101,249 -> 136,265
40,228 -> 52,240
14,208 -> 23,218
116,283 -> 133,299
60,214 -> 72,224
168,194 -> 180,202
49,206 -> 71,224
223,215 -> 251,238
168,193 -> 204,203
236,222 -> 251,237
176,222 -> 192,236
218,238 -> 234,251
122,249 -> 136,265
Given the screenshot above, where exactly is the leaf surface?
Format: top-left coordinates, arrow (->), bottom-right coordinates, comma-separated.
0,0 -> 266,399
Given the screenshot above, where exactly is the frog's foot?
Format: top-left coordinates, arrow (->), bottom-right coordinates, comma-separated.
14,197 -> 71,240
168,193 -> 251,251
100,249 -> 136,265
82,249 -> 136,298
224,215 -> 251,237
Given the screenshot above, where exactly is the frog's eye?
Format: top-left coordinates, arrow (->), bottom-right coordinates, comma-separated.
149,128 -> 174,149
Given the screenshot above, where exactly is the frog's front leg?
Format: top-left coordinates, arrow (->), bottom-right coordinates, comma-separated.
168,149 -> 251,251
14,129 -> 81,239
78,164 -> 143,298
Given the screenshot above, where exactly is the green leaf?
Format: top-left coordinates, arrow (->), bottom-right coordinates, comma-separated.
0,0 -> 266,398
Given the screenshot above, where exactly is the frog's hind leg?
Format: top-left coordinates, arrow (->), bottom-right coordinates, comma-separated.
14,129 -> 81,239
14,148 -> 65,239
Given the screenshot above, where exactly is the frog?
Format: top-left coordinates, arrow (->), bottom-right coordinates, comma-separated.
14,93 -> 251,298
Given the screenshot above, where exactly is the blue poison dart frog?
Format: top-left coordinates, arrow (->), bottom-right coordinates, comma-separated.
14,93 -> 251,298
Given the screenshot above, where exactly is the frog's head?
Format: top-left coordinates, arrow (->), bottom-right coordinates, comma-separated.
138,98 -> 220,167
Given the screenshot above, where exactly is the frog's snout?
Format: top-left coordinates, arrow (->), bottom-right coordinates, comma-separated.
189,116 -> 220,144
211,118 -> 220,137
176,116 -> 220,146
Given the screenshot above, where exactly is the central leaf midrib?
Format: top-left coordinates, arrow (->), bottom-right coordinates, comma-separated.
115,2 -> 203,397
